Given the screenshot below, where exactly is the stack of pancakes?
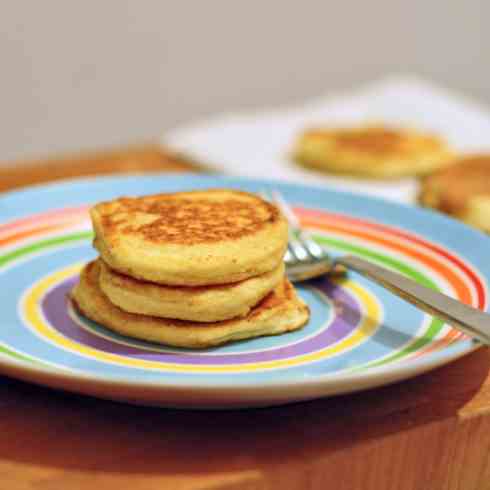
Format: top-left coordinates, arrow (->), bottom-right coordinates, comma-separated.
71,189 -> 309,348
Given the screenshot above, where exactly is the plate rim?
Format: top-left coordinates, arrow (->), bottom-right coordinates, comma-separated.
0,340 -> 481,391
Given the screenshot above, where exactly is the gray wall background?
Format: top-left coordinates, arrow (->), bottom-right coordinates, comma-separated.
1,1 -> 488,162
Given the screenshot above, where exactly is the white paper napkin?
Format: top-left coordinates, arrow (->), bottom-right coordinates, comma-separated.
162,75 -> 490,204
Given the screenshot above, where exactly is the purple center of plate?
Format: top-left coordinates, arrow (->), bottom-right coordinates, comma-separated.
42,276 -> 361,365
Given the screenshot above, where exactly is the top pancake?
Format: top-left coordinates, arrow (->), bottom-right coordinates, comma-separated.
91,189 -> 288,286
293,125 -> 454,179
419,154 -> 490,232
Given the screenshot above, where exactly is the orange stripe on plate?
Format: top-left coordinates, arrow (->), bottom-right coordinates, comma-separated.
302,218 -> 472,306
0,222 -> 80,246
0,206 -> 89,235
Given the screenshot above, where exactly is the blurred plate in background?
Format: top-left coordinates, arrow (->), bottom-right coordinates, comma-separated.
164,77 -> 490,205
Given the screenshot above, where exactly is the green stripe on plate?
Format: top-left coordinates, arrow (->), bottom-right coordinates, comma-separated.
0,232 -> 93,268
0,231 -> 93,366
0,344 -> 42,365
315,236 -> 445,367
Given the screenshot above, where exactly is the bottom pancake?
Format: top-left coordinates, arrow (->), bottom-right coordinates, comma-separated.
71,261 -> 310,349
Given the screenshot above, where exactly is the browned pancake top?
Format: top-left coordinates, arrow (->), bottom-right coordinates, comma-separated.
424,155 -> 490,214
95,190 -> 281,245
306,127 -> 442,157
334,128 -> 403,154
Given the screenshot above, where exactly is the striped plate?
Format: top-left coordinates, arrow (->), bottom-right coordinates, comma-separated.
1,174 -> 489,408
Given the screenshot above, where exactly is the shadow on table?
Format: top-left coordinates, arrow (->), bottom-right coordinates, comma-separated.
1,347 -> 490,479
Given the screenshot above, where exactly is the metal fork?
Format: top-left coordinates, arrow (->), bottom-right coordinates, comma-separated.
269,189 -> 490,345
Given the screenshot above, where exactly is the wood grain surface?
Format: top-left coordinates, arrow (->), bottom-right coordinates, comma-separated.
2,145 -> 490,490
0,144 -> 194,192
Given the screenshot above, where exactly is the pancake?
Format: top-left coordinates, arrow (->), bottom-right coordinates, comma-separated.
419,155 -> 490,232
71,261 -> 309,349
91,189 -> 288,286
98,258 -> 285,322
293,125 -> 453,179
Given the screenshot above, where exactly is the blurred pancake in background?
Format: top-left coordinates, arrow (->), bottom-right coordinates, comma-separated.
293,125 -> 454,179
419,155 -> 490,232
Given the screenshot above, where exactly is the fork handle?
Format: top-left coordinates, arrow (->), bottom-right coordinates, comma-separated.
336,255 -> 490,345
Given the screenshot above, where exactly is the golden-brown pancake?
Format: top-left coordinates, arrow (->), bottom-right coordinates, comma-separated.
98,258 -> 285,322
71,261 -> 309,349
91,189 -> 288,286
293,125 -> 454,179
419,155 -> 490,232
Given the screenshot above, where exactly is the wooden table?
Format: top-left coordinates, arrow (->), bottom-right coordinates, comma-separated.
2,146 -> 490,490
